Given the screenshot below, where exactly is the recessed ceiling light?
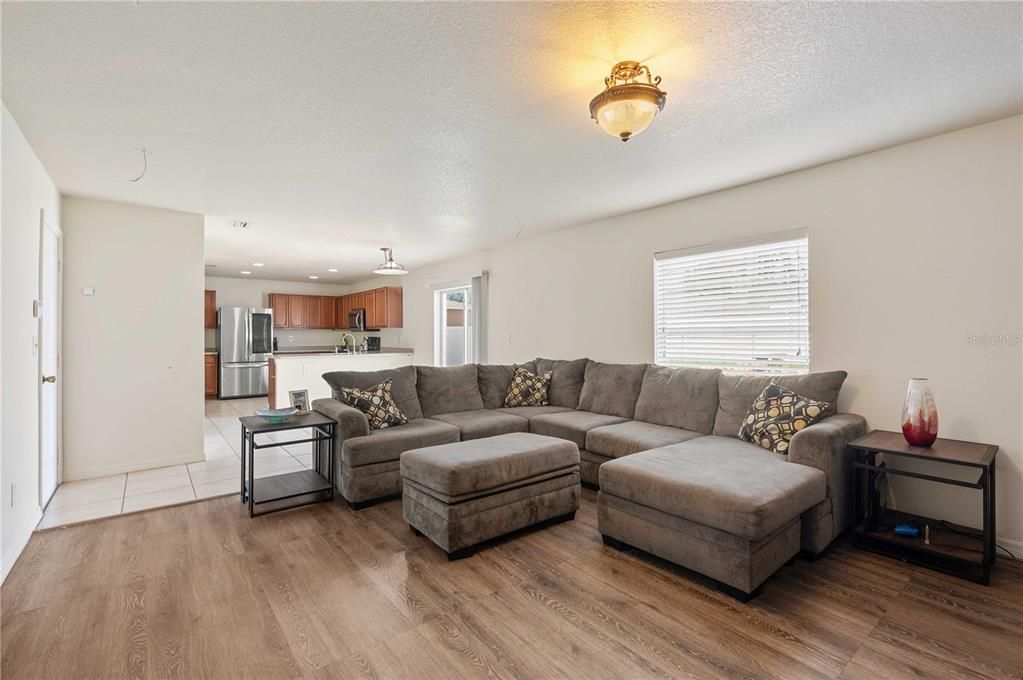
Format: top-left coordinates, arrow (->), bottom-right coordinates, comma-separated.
240,271 -> 251,275
252,262 -> 264,267
308,275 -> 319,279
328,268 -> 338,273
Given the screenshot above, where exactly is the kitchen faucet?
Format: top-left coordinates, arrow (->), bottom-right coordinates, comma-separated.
339,333 -> 357,354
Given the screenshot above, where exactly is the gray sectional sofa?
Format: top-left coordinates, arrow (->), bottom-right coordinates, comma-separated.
313,358 -> 867,556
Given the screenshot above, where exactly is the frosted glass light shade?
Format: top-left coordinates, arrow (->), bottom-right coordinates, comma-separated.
594,98 -> 661,141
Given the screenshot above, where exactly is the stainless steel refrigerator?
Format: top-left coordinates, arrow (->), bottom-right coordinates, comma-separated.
217,307 -> 273,399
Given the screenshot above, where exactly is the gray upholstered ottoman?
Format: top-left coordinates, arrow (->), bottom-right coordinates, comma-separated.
401,432 -> 581,559
597,439 -> 826,601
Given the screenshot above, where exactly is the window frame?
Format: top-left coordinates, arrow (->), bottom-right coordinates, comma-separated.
652,230 -> 811,375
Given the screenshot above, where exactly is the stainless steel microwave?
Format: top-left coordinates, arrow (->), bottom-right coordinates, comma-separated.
348,308 -> 365,331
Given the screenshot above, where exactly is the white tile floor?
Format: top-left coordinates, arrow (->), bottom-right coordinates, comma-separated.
38,397 -> 318,530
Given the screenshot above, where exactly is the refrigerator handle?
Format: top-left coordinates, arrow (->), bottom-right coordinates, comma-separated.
246,313 -> 253,359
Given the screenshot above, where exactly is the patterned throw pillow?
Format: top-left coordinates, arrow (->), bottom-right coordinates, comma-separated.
738,383 -> 831,454
339,379 -> 410,430
503,365 -> 553,407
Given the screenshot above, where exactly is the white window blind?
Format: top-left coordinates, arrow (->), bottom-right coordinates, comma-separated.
654,234 -> 809,374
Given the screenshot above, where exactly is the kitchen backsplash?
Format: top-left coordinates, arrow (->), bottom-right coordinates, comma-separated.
204,327 -> 406,351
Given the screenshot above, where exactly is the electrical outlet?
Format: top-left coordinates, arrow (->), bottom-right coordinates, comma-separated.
288,335 -> 294,342
505,335 -> 512,344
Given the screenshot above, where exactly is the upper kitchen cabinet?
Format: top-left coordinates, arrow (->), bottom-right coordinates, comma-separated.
269,293 -> 289,328
204,290 -> 217,329
319,296 -> 337,329
287,294 -> 306,328
362,287 -> 403,329
303,295 -> 321,329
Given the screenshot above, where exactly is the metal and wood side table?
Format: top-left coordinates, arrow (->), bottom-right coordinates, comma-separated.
848,429 -> 998,584
239,412 -> 337,517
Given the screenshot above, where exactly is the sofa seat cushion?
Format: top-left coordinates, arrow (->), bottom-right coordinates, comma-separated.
401,432 -> 580,498
430,409 -> 528,441
586,421 -> 704,459
495,405 -> 574,419
342,418 -> 460,468
599,436 -> 826,541
529,410 -> 629,450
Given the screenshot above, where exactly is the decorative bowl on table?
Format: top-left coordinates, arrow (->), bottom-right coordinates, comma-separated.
255,407 -> 299,424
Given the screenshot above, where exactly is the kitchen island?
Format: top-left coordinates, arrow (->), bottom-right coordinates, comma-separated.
269,349 -> 414,408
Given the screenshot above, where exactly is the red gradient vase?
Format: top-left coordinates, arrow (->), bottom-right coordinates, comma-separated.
901,378 -> 938,447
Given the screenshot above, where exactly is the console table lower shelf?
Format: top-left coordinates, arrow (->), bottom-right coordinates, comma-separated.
854,509 -> 989,584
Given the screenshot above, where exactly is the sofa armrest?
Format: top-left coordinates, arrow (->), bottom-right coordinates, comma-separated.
313,398 -> 370,442
787,413 -> 868,536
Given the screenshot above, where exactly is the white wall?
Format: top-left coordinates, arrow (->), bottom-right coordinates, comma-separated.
203,276 -> 351,349
62,196 -> 205,480
352,116 -> 1023,550
1,104 -> 61,581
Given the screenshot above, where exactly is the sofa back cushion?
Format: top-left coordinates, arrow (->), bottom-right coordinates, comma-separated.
416,364 -> 485,417
713,370 -> 848,438
534,357 -> 588,408
577,361 -> 648,418
633,365 -> 721,434
477,362 -> 537,409
322,365 -> 423,420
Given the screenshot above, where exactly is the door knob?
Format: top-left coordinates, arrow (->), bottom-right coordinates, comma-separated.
42,375 -> 56,384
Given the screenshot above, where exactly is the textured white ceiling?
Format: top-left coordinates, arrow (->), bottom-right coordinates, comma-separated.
3,2 -> 1021,283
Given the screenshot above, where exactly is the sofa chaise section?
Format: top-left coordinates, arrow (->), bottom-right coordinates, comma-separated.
598,440 -> 827,600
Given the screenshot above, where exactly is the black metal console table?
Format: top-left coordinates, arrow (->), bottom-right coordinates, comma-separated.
848,429 -> 998,584
239,412 -> 336,517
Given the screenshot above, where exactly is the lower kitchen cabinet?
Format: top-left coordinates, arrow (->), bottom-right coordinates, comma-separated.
204,354 -> 218,397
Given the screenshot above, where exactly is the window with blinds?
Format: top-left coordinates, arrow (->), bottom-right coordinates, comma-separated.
654,234 -> 809,374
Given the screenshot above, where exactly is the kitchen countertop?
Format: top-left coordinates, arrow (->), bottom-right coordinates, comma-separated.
273,346 -> 414,358
204,350 -> 218,355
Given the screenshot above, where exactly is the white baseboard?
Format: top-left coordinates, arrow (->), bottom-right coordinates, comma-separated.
2,506 -> 43,584
63,451 -> 206,482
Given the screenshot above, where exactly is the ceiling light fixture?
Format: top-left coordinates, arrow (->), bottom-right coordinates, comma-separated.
240,270 -> 251,275
589,61 -> 667,142
308,275 -> 319,280
373,247 -> 409,276
232,220 -> 249,229
328,268 -> 339,273
252,262 -> 264,267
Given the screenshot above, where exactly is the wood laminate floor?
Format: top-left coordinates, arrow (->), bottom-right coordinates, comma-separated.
3,490 -> 1021,679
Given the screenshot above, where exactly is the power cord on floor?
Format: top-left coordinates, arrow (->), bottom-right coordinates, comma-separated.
936,520 -> 1017,560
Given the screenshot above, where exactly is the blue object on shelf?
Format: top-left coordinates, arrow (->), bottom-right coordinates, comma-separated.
894,522 -> 920,538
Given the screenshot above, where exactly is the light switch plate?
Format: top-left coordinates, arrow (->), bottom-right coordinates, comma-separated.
82,287 -> 95,296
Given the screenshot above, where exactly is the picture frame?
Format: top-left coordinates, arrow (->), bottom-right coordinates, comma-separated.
289,389 -> 310,414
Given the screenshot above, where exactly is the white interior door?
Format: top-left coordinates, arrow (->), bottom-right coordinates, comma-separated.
39,211 -> 62,507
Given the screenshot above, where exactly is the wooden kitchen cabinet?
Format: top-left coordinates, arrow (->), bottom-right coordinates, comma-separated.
364,289 -> 381,328
268,357 -> 277,408
304,296 -> 322,328
349,292 -> 366,319
204,354 -> 218,397
337,295 -> 353,328
287,295 -> 306,328
269,293 -> 289,328
319,296 -> 336,329
204,290 -> 217,329
267,289 -> 401,330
